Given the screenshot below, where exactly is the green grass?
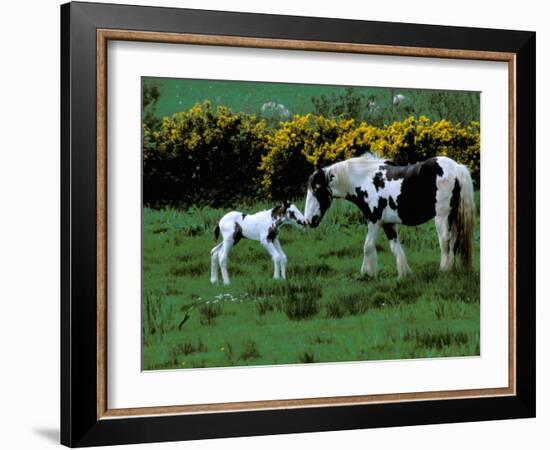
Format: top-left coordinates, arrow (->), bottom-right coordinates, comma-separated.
144,77 -> 479,124
142,195 -> 480,370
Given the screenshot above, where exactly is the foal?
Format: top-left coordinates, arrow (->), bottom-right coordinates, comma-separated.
210,201 -> 306,285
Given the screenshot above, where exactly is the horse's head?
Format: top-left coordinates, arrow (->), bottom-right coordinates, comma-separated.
305,168 -> 334,228
272,201 -> 306,228
285,203 -> 306,228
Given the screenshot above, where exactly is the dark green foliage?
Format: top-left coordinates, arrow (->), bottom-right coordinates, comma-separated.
143,102 -> 267,208
311,87 -> 480,126
142,79 -> 163,131
312,88 -> 390,126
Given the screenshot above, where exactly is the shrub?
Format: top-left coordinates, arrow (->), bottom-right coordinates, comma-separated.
143,103 -> 480,207
259,115 -> 480,197
143,102 -> 268,207
258,114 -> 316,200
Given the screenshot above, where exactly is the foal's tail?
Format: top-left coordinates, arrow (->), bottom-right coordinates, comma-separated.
455,164 -> 476,267
213,224 -> 220,242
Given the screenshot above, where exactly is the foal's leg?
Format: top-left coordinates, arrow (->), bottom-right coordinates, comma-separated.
435,215 -> 454,271
218,240 -> 233,285
273,239 -> 288,280
210,242 -> 223,284
383,224 -> 412,278
361,222 -> 381,277
261,239 -> 282,279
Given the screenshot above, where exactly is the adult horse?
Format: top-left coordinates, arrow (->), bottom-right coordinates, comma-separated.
304,153 -> 475,278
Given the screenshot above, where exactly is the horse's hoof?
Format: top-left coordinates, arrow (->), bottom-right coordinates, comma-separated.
361,272 -> 377,279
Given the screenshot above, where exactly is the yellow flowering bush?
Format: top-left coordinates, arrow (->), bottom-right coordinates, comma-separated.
143,102 -> 268,206
144,104 -> 480,206
259,115 -> 480,199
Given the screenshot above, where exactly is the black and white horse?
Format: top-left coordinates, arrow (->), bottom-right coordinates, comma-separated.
211,201 -> 306,285
304,153 -> 475,278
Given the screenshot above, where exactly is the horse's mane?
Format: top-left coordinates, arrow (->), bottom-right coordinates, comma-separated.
326,152 -> 388,194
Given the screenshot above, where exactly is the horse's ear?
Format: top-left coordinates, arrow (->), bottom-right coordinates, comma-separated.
311,168 -> 328,187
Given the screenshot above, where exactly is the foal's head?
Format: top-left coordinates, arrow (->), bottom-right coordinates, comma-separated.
272,201 -> 306,227
304,168 -> 334,228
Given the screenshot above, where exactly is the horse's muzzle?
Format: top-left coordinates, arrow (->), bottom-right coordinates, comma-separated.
309,215 -> 320,228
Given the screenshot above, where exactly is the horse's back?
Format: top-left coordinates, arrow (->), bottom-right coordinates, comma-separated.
218,211 -> 243,232
383,157 -> 455,226
384,156 -> 443,180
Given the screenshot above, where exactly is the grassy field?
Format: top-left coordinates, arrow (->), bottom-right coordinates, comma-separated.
142,196 -> 480,370
144,77 -> 480,124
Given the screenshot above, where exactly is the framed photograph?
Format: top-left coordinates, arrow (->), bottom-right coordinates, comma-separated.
61,1 -> 536,447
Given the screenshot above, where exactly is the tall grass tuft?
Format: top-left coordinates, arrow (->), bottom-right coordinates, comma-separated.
280,288 -> 321,320
299,351 -> 317,363
199,302 -> 223,326
254,297 -> 275,316
404,328 -> 471,350
169,338 -> 208,362
247,279 -> 322,320
240,339 -> 261,360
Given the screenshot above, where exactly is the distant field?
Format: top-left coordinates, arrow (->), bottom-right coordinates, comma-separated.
142,195 -> 480,371
143,77 -> 480,123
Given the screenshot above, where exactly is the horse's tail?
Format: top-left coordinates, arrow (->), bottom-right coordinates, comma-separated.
213,224 -> 220,242
454,164 -> 475,267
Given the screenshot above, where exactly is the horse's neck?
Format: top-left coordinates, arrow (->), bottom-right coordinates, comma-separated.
250,209 -> 282,228
327,168 -> 356,198
329,161 -> 378,198
270,212 -> 285,228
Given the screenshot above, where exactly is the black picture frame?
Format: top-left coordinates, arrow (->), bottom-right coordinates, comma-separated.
61,1 -> 535,447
